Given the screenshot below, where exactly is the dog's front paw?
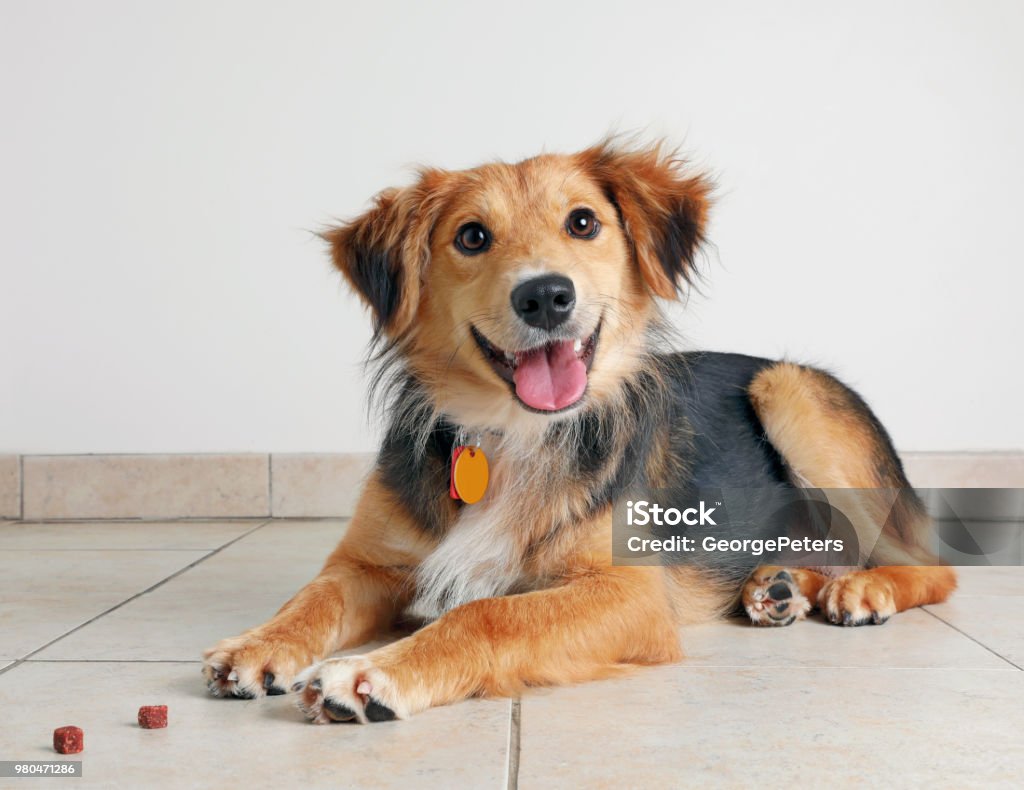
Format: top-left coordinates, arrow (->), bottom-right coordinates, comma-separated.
293,657 -> 407,724
742,568 -> 811,626
819,571 -> 896,626
202,631 -> 315,699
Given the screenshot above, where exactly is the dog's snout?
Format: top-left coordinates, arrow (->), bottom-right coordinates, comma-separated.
511,275 -> 576,331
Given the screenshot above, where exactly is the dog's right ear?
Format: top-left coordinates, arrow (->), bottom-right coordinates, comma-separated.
323,170 -> 450,340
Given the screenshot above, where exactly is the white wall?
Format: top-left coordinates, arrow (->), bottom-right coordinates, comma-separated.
1,0 -> 1022,454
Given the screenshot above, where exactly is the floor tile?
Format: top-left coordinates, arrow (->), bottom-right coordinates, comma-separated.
0,520 -> 262,551
948,565 -> 1024,597
926,596 -> 1024,669
33,521 -> 350,661
0,662 -> 510,789
517,666 -> 1024,788
0,550 -> 207,661
681,608 -> 1008,670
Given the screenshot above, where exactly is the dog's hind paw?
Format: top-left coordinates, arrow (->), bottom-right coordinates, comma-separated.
819,571 -> 896,626
742,568 -> 812,626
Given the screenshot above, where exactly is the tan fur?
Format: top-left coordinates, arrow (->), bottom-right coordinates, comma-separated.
202,142 -> 953,720
203,475 -> 424,697
746,363 -> 957,623
399,155 -> 660,437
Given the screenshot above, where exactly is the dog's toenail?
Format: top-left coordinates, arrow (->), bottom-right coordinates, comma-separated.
357,680 -> 373,695
263,672 -> 275,690
311,678 -> 322,690
291,681 -> 306,693
842,612 -> 853,626
227,670 -> 239,682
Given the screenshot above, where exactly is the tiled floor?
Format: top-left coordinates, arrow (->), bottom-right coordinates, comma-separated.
0,520 -> 1021,788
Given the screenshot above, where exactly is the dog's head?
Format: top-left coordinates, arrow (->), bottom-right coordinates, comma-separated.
325,141 -> 712,432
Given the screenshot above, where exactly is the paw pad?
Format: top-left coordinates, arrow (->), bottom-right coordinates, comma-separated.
744,569 -> 811,627
294,659 -> 405,724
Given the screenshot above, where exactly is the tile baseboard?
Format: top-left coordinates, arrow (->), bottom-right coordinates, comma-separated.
270,453 -> 376,518
0,451 -> 1019,522
0,456 -> 19,519
900,452 -> 1024,490
20,454 -> 272,521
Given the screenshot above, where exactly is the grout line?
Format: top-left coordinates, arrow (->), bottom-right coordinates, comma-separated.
7,516 -> 353,525
18,452 -> 277,459
0,519 -> 273,679
22,659 -> 202,664
268,453 -> 274,518
922,607 -> 1023,671
505,699 -> 521,790
0,548 -> 253,552
632,664 -> 1017,671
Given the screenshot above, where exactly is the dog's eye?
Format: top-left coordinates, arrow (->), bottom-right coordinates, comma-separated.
454,222 -> 491,255
566,209 -> 600,239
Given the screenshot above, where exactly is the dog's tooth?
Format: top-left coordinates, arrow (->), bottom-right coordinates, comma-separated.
505,352 -> 516,367
573,339 -> 582,353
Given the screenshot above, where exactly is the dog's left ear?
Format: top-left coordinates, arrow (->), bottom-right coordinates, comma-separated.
579,142 -> 713,298
323,169 -> 450,340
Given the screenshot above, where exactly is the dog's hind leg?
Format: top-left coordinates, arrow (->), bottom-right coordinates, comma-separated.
746,361 -> 957,626
741,564 -> 957,626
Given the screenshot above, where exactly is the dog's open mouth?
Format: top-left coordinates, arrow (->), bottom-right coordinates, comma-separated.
470,324 -> 600,412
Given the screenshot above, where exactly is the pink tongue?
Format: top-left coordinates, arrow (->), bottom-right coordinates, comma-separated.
512,340 -> 587,411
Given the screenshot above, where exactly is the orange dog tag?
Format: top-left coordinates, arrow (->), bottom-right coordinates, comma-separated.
450,446 -> 489,504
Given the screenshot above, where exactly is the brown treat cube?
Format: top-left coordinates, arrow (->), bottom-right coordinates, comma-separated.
137,705 -> 168,729
53,726 -> 84,754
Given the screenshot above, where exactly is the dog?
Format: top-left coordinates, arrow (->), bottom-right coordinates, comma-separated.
202,140 -> 956,723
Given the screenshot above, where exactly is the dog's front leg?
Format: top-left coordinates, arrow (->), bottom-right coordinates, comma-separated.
202,475 -> 420,698
295,564 -> 681,723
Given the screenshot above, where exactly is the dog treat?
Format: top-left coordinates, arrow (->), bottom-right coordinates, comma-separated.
137,705 -> 168,729
53,725 -> 84,754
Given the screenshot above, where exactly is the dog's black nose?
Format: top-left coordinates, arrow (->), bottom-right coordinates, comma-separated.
511,275 -> 576,330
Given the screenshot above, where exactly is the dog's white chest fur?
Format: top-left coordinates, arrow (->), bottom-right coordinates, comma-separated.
406,475 -> 524,621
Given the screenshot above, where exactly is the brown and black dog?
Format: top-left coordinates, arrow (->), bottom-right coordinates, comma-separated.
202,140 -> 956,723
